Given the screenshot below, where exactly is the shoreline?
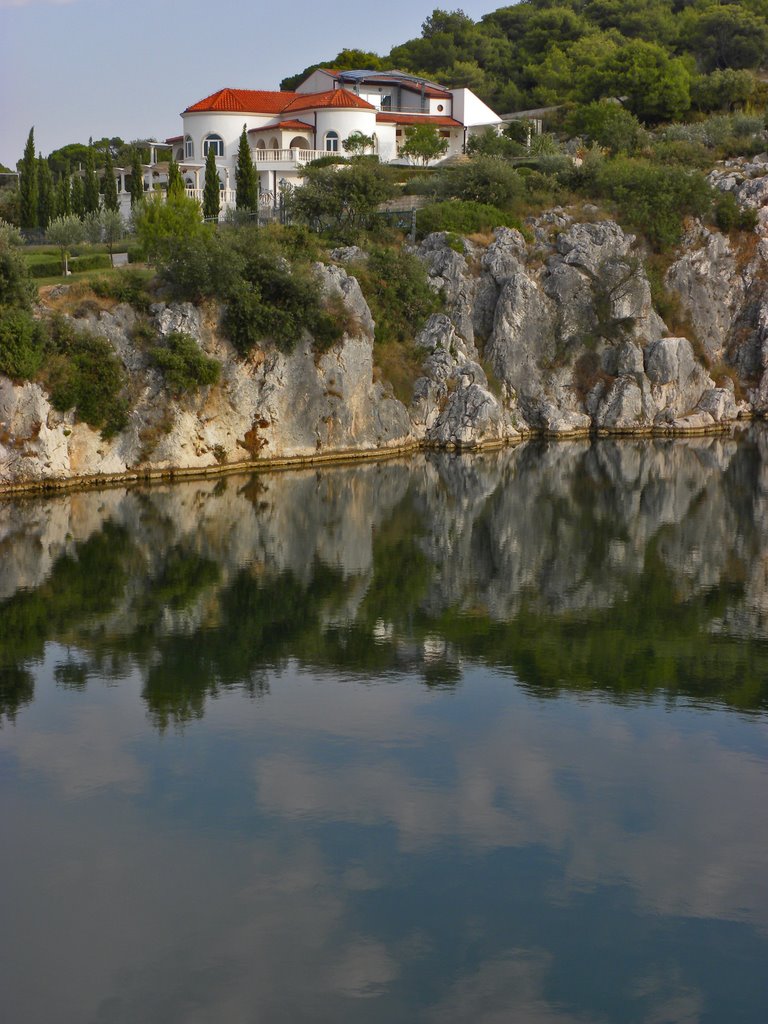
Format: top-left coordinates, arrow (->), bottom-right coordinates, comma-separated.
0,417 -> 754,498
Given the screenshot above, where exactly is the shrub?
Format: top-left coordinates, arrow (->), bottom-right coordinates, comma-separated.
28,253 -> 111,278
151,332 -> 221,395
713,192 -> 759,233
353,248 -> 441,345
46,319 -> 128,437
90,269 -> 154,312
417,200 -> 521,237
0,242 -> 37,308
157,232 -> 244,302
436,156 -> 525,209
0,308 -> 47,379
593,158 -> 712,250
566,102 -> 645,155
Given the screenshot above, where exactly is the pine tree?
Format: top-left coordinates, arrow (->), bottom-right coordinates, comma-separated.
167,154 -> 185,201
37,154 -> 55,229
235,125 -> 258,210
71,172 -> 85,218
83,146 -> 100,213
19,127 -> 38,229
130,148 -> 145,208
102,148 -> 119,212
203,145 -> 220,220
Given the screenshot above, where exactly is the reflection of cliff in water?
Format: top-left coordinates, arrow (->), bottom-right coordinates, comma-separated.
2,430 -> 768,727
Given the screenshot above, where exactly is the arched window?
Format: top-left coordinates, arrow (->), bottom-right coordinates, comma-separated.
203,134 -> 224,157
268,137 -> 279,150
175,147 -> 184,162
289,136 -> 310,150
325,130 -> 339,153
184,135 -> 194,159
256,139 -> 266,150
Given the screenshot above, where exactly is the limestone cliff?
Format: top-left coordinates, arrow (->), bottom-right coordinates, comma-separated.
3,173 -> 768,489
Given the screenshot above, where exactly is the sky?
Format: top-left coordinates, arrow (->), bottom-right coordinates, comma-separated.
0,0 -> 499,169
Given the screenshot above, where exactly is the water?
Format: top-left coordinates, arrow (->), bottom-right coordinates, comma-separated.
1,435 -> 767,1023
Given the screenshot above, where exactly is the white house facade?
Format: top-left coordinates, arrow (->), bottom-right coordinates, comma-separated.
157,68 -> 502,214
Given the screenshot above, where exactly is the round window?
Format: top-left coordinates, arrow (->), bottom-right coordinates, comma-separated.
437,104 -> 444,112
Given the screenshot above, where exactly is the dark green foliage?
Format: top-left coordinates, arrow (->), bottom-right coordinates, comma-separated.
235,126 -> 258,210
129,148 -> 145,208
102,149 -> 119,212
223,264 -> 330,354
46,318 -> 128,437
28,253 -> 111,278
167,156 -> 185,201
0,242 -> 37,308
133,193 -> 205,263
70,173 -> 85,217
157,231 -> 244,302
352,247 -> 441,345
466,127 -> 526,158
436,156 -> 526,208
56,170 -> 71,217
566,102 -> 645,154
291,162 -> 395,235
91,269 -> 153,312
83,147 -> 100,214
399,124 -> 449,166
713,191 -> 759,232
416,200 -> 521,237
691,68 -> 758,112
151,332 -> 221,395
203,146 -> 221,221
592,158 -> 713,250
36,155 -> 55,229
19,128 -> 37,229
691,4 -> 768,72
305,154 -> 349,169
0,308 -> 47,379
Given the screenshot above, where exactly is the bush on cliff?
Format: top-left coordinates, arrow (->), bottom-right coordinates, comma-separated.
151,332 -> 221,396
44,317 -> 128,437
352,248 -> 441,346
416,200 -> 522,237
0,308 -> 47,380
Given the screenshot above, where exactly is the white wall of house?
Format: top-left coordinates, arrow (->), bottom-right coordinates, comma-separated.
181,111 -> 275,169
375,124 -> 398,163
450,89 -> 502,128
295,69 -> 337,94
314,108 -> 378,152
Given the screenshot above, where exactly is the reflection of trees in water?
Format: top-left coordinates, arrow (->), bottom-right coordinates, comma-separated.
3,434 -> 768,726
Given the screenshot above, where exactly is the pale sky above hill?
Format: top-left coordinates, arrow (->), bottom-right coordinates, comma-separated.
0,0 -> 497,168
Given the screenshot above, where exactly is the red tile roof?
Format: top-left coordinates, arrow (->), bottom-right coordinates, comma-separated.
185,86 -> 375,116
249,119 -> 314,133
165,135 -> 183,143
283,89 -> 375,113
184,88 -> 299,114
376,114 -> 462,127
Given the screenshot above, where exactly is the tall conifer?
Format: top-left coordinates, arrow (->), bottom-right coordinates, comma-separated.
203,145 -> 220,220
83,146 -> 100,213
130,148 -> 145,208
19,127 -> 38,229
37,154 -> 55,229
71,172 -> 85,217
167,154 -> 185,200
235,125 -> 258,210
102,148 -> 119,212
56,166 -> 72,217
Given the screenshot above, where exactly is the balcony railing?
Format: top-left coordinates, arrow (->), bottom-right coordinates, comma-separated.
253,149 -> 327,164
185,188 -> 237,205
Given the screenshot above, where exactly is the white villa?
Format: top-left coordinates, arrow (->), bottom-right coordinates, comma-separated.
143,68 -> 503,212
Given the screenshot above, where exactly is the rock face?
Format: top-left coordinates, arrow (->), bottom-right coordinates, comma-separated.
3,202 -> 768,488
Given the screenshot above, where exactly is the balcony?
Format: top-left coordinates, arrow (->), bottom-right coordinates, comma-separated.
253,148 -> 327,168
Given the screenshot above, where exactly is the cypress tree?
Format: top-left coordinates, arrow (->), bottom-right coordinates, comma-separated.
37,154 -> 55,229
167,154 -> 185,200
235,125 -> 258,210
130,148 -> 145,208
19,127 -> 38,229
83,146 -> 100,213
56,166 -> 71,217
102,148 -> 119,212
71,172 -> 85,218
203,145 -> 220,221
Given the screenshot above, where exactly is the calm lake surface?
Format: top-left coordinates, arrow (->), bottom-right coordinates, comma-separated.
1,434 -> 767,1024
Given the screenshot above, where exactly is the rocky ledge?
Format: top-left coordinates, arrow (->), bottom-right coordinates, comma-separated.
3,203 -> 768,490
